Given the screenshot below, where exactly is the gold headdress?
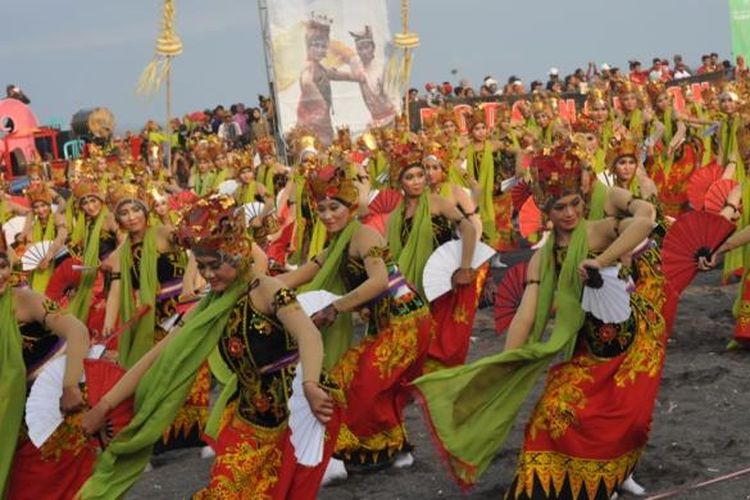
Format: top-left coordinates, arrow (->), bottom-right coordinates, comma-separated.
307,164 -> 359,207
25,182 -> 54,205
72,178 -> 105,203
108,182 -> 152,211
646,81 -> 668,105
305,11 -> 332,44
349,25 -> 373,45
388,141 -> 424,185
255,136 -> 276,158
529,141 -> 586,210
467,106 -> 487,131
423,141 -> 448,171
587,88 -> 608,108
175,194 -> 253,262
606,135 -> 640,168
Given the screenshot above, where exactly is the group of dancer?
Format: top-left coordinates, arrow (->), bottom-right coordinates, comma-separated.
3,70 -> 750,500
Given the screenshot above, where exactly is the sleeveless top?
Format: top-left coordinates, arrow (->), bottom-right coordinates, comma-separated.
21,298 -> 63,373
402,214 -> 454,250
339,245 -> 426,336
218,285 -> 334,428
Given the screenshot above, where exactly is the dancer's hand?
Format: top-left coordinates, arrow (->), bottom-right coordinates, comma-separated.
577,259 -> 602,281
452,267 -> 475,286
310,304 -> 338,329
698,252 -> 720,271
38,255 -> 52,271
303,382 -> 335,424
81,400 -> 110,437
60,385 -> 85,414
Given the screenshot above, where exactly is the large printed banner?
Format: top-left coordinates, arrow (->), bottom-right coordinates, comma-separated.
267,0 -> 398,145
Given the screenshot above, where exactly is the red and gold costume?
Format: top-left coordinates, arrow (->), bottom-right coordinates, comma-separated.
7,299 -> 96,500
196,286 -> 342,499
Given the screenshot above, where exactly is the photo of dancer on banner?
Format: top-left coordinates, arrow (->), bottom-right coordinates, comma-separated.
267,0 -> 397,144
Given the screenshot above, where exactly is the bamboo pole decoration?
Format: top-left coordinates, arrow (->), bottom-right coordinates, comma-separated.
137,0 -> 183,170
393,0 -> 419,125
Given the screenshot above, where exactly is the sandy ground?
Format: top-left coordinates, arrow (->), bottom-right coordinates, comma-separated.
128,267 -> 750,499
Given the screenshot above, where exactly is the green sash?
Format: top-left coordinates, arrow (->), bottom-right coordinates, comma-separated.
78,280 -> 246,499
0,290 -> 25,497
412,222 -> 588,487
117,228 -> 158,368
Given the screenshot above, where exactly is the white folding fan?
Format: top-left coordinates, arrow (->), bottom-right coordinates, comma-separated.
287,363 -> 325,466
22,241 -> 70,270
597,170 -> 616,188
21,241 -> 52,271
422,240 -> 496,302
297,291 -> 341,316
243,202 -> 266,225
3,215 -> 26,244
218,179 -> 239,196
501,176 -> 519,193
581,265 -> 632,324
25,345 -> 105,448
367,189 -> 380,205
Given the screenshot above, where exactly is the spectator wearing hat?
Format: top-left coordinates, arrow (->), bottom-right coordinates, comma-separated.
545,67 -> 560,91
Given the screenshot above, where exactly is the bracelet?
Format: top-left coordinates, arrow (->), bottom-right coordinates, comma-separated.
524,279 -> 541,286
724,202 -> 739,213
302,380 -> 320,387
311,255 -> 322,268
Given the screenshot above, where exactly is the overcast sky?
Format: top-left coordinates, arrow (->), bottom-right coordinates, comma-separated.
1,0 -> 731,132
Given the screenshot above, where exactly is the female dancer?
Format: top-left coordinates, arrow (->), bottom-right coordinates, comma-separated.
102,183 -> 208,454
279,166 -> 432,471
413,142 -> 659,498
1,250 -> 92,499
45,179 -> 118,337
646,83 -> 693,217
21,183 -> 67,293
461,108 -> 511,251
79,194 -> 341,499
387,143 -> 479,372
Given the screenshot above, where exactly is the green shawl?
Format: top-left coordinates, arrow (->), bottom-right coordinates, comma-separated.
412,221 -> 588,488
467,141 -> 498,245
627,109 -> 644,141
192,169 -> 218,197
257,165 -> 276,197
67,211 -> 107,323
721,115 -> 748,280
387,193 -> 434,297
694,104 -> 713,166
587,181 -> 608,221
235,181 -> 258,205
0,290 -> 25,497
301,220 -> 360,369
78,280 -> 246,500
369,151 -> 388,189
30,215 -> 56,293
117,228 -> 158,369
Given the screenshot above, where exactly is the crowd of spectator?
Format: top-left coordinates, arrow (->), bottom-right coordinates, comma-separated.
409,52 -> 748,105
